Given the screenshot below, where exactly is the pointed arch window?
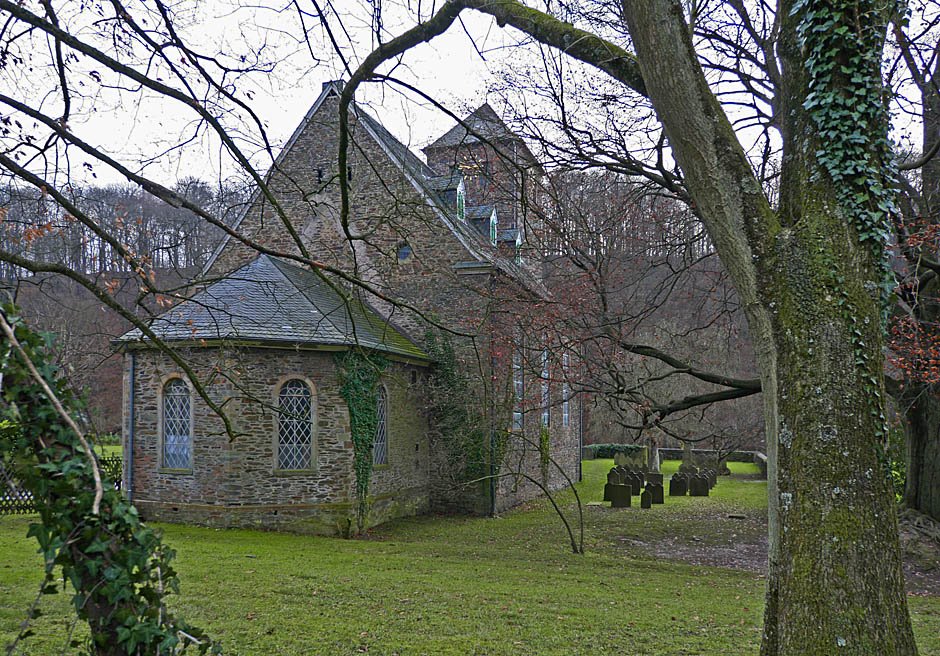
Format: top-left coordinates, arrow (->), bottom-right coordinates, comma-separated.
162,378 -> 192,469
512,348 -> 524,430
374,385 -> 388,465
457,185 -> 466,221
278,379 -> 313,470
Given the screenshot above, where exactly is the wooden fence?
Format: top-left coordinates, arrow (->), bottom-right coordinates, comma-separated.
0,454 -> 123,515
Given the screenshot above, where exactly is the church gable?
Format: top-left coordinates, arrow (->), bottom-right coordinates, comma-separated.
121,86 -> 581,536
205,82 -> 492,287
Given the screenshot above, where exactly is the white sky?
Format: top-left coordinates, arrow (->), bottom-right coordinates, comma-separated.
1,0 -> 931,190
41,0 -> 522,188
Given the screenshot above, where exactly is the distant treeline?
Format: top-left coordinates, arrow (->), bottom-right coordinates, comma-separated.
0,177 -> 247,278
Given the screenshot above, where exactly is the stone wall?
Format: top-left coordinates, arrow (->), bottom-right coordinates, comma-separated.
194,86 -> 580,518
124,346 -> 429,534
494,389 -> 582,514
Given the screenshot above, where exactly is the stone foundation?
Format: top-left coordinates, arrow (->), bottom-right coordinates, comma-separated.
135,485 -> 429,536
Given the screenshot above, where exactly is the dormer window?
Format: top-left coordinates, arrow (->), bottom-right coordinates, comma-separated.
428,173 -> 466,219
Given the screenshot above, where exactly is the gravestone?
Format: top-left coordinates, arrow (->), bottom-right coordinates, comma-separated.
706,469 -> 718,489
605,469 -> 624,501
645,472 -> 664,485
689,475 -> 710,497
648,482 -> 664,504
669,475 -> 688,496
628,472 -> 644,495
613,452 -> 631,466
640,489 -> 652,509
609,484 -> 631,508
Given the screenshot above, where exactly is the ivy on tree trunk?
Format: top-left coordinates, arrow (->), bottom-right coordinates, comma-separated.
0,305 -> 217,655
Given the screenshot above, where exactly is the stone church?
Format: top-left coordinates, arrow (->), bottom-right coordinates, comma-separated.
119,81 -> 581,535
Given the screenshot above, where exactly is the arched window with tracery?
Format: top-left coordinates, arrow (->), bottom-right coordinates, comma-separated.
162,378 -> 192,469
278,379 -> 314,470
373,385 -> 388,465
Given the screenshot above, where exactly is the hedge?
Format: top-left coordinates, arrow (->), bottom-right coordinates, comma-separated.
655,448 -> 757,463
583,443 -> 646,459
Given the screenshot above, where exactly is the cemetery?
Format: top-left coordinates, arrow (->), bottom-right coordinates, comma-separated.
1,1 -> 939,652
1,458 -> 937,655
600,459 -> 718,510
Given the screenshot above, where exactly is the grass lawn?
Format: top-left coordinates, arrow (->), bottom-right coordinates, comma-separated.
92,443 -> 122,458
1,460 -> 937,655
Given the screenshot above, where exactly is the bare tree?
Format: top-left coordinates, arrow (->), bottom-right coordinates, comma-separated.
0,0 -> 928,654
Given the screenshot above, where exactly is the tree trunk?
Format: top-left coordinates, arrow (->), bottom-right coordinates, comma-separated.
903,388 -> 940,519
648,433 -> 660,472
760,219 -> 915,654
679,438 -> 695,472
620,1 -> 917,653
902,46 -> 940,521
762,2 -> 915,651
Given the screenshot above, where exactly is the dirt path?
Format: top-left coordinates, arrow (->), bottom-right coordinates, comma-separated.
627,507 -> 939,596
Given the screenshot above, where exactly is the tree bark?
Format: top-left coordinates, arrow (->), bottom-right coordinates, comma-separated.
353,0 -> 919,652
621,1 -> 916,653
903,387 -> 940,519
902,44 -> 940,521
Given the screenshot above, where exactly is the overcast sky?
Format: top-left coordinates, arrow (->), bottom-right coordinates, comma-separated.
42,0 -> 525,188
1,0 -> 930,191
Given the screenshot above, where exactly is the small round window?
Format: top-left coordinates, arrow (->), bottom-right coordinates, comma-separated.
397,243 -> 413,262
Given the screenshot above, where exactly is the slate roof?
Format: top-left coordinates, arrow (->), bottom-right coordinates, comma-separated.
497,228 -> 521,244
426,173 -> 465,192
357,106 -> 547,297
466,205 -> 495,221
118,255 -> 428,361
425,104 -> 517,150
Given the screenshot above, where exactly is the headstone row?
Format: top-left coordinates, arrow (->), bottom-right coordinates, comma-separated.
604,465 -> 664,509
668,467 -> 718,497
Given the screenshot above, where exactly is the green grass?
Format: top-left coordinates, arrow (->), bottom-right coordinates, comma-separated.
1,461 -> 937,655
92,443 -> 121,458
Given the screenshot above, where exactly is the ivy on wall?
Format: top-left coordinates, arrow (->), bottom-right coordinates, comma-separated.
0,306 -> 217,655
538,425 -> 551,485
334,349 -> 388,533
424,329 -> 504,487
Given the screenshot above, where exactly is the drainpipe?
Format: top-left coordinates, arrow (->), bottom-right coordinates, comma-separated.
488,350 -> 497,516
488,280 -> 498,517
578,391 -> 583,482
127,351 -> 135,501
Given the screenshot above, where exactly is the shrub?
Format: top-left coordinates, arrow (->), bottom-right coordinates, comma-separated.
586,443 -> 645,459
